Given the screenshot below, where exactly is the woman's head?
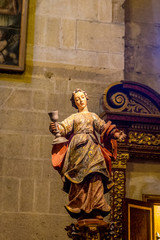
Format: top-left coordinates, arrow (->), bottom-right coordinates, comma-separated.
70,88 -> 89,110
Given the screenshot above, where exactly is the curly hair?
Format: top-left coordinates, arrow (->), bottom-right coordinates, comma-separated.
70,88 -> 89,109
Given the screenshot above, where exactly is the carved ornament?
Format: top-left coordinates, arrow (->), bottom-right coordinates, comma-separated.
112,153 -> 129,169
65,219 -> 114,240
110,170 -> 125,240
102,81 -> 160,116
129,132 -> 160,146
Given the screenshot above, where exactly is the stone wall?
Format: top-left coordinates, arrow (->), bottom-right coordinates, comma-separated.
0,0 -> 125,239
126,162 -> 160,200
125,0 -> 160,203
34,0 -> 124,71
125,0 -> 160,92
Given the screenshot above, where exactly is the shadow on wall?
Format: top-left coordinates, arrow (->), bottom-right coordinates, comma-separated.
124,0 -> 160,92
126,164 -> 160,200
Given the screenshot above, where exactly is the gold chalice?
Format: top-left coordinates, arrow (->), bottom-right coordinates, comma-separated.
48,111 -> 68,145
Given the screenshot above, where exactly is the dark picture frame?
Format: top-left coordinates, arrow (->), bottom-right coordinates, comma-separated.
0,0 -> 28,72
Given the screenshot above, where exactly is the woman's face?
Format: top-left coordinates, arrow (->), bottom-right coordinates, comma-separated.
74,91 -> 87,111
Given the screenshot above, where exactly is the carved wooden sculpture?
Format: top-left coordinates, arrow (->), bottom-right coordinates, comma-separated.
49,89 -> 125,226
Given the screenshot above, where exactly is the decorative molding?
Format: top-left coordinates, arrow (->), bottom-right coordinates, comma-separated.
65,220 -> 114,240
129,91 -> 159,114
112,153 -> 129,169
129,152 -> 160,161
102,81 -> 160,116
131,123 -> 160,131
128,132 -> 160,146
110,170 -> 126,240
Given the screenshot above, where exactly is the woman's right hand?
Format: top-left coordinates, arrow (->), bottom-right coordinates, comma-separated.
50,122 -> 57,133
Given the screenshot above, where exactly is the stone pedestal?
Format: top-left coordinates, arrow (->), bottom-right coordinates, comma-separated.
65,219 -> 114,240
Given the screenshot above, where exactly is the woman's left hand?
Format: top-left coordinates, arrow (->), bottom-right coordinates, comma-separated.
114,131 -> 126,142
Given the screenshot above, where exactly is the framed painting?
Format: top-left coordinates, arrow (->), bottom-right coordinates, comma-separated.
0,0 -> 28,72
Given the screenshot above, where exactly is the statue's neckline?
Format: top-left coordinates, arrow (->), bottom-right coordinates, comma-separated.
78,111 -> 89,113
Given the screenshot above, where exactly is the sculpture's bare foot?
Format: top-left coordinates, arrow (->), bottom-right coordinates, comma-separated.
95,215 -> 103,220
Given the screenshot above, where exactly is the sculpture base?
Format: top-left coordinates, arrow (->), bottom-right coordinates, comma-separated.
65,219 -> 114,240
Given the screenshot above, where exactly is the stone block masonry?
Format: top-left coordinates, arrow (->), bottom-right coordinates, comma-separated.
125,0 -> 160,92
34,0 -> 125,70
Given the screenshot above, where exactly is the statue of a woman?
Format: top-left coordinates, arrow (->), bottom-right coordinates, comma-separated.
49,88 -> 125,220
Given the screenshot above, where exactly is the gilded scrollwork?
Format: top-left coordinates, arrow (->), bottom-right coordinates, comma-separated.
127,99 -> 149,114
110,170 -> 125,240
110,92 -> 129,111
103,88 -> 129,112
129,132 -> 160,146
129,91 -> 159,114
106,93 -> 158,114
112,153 -> 129,169
103,81 -> 160,115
